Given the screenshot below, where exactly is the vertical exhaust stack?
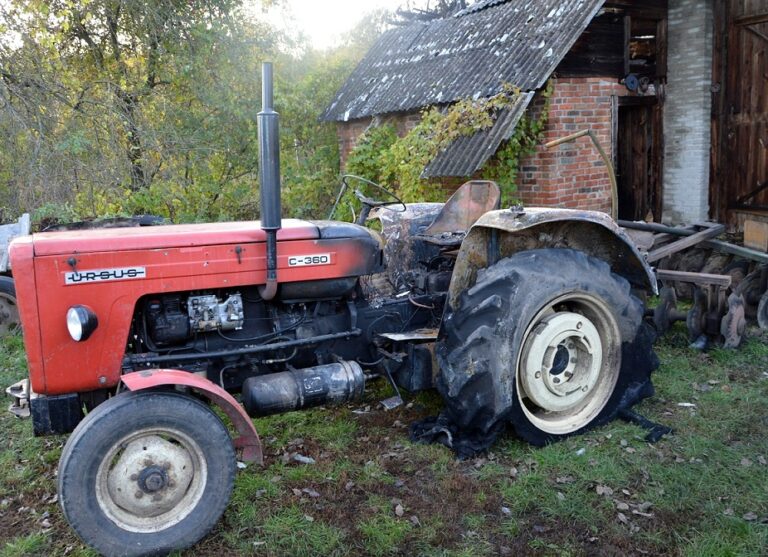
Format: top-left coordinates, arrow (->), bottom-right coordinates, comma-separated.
257,62 -> 282,301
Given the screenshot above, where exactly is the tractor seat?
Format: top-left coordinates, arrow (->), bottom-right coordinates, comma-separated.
418,181 -> 501,246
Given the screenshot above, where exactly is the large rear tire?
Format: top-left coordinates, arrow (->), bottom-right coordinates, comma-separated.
437,249 -> 657,446
58,390 -> 236,557
0,276 -> 19,335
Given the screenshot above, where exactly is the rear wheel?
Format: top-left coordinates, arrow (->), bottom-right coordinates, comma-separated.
58,390 -> 235,557
0,276 -> 19,335
437,249 -> 657,446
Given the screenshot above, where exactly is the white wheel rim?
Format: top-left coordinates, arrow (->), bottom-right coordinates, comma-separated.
516,293 -> 621,435
95,427 -> 207,533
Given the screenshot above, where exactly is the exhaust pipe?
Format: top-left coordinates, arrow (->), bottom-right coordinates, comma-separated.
257,62 -> 282,301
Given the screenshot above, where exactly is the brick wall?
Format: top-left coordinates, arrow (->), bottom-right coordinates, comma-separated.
662,0 -> 713,224
336,77 -> 642,213
518,77 -> 632,213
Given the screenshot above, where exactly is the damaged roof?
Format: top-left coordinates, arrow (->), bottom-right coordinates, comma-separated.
422,91 -> 534,178
322,0 -> 606,123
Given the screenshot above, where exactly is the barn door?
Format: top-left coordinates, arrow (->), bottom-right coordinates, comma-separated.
616,97 -> 663,221
711,0 -> 768,224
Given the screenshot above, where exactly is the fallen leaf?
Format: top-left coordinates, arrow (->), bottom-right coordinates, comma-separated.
344,481 -> 355,491
556,476 -> 575,484
304,514 -> 314,522
596,485 -> 614,497
302,488 -> 320,498
557,492 -> 565,501
509,467 -> 519,478
743,512 -> 758,522
759,456 -> 767,465
501,506 -> 512,516
616,502 -> 630,511
394,504 -> 404,517
292,488 -> 303,497
723,508 -> 734,516
741,458 -> 753,467
410,515 -> 421,527
617,512 -> 629,524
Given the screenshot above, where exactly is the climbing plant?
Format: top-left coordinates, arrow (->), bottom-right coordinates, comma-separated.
345,81 -> 553,206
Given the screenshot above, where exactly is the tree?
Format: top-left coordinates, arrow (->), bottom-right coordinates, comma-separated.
393,0 -> 471,23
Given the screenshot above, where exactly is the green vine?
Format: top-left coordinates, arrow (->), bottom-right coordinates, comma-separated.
482,80 -> 553,205
345,81 -> 553,206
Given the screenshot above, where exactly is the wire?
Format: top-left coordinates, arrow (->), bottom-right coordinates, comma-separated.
216,306 -> 308,343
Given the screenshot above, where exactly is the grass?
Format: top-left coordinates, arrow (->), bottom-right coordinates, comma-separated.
1,324 -> 767,556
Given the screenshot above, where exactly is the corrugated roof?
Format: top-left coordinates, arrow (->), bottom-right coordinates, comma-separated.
322,0 -> 606,122
422,91 -> 534,177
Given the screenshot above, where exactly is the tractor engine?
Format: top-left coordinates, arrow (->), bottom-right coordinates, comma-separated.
125,265 -> 447,415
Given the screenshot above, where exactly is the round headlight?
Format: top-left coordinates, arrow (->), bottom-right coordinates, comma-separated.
66,306 -> 98,341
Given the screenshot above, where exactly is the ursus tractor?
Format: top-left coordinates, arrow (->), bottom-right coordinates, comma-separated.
8,63 -> 657,556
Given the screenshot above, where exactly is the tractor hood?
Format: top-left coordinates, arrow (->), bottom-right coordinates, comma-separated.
31,219 -> 320,256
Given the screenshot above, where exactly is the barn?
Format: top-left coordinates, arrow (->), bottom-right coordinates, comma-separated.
322,0 -> 768,229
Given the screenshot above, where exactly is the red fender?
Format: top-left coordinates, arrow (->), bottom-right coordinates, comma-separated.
121,369 -> 263,464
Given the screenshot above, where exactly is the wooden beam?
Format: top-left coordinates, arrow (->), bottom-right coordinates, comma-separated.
646,224 -> 726,262
734,13 -> 768,27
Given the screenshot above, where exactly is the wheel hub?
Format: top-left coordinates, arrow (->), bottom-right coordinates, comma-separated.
107,435 -> 194,518
520,312 -> 603,412
138,466 -> 169,493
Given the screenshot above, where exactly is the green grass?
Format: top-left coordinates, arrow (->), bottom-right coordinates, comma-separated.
1,326 -> 767,556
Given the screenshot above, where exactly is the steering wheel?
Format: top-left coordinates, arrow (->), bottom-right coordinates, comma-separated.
328,174 -> 406,224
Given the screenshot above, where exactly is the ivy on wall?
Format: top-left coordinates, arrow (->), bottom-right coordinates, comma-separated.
345,81 -> 553,206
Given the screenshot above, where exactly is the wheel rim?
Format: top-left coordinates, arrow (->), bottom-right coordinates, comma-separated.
0,293 -> 19,335
516,293 -> 621,435
95,427 -> 207,533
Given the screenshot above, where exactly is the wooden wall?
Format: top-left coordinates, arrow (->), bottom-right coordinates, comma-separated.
556,0 -> 668,79
710,0 -> 768,225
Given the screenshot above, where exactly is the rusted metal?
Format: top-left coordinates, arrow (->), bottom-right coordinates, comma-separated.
545,129 -> 619,220
721,293 -> 747,349
423,181 -> 501,236
446,207 -> 658,309
646,224 -> 726,263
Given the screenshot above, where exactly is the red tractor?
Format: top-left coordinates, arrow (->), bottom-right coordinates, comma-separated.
8,64 -> 658,556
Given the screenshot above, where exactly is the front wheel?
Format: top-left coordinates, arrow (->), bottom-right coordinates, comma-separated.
58,390 -> 236,557
437,249 -> 657,446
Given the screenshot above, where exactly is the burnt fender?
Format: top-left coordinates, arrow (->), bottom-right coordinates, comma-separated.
446,208 -> 657,310
121,369 -> 263,464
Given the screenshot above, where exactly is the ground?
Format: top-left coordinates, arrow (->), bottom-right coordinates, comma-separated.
1,326 -> 767,557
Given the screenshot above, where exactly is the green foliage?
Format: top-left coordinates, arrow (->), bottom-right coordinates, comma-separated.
344,83 -> 552,205
484,81 -> 553,204
346,124 -> 398,182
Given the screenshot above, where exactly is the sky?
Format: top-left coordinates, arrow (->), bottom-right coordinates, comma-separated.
259,0 -> 405,49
